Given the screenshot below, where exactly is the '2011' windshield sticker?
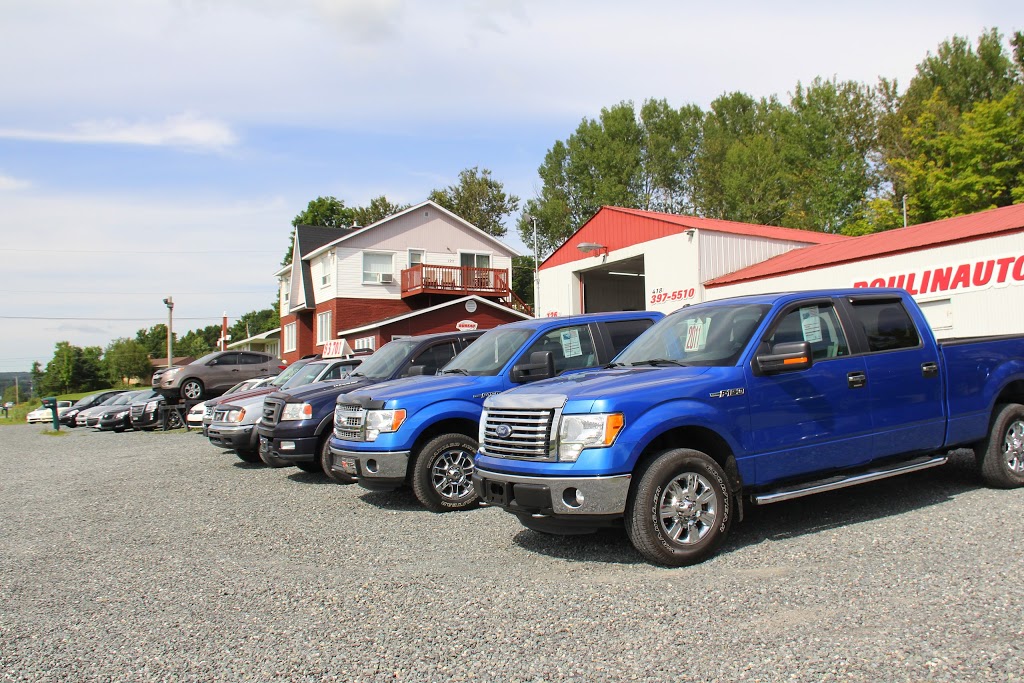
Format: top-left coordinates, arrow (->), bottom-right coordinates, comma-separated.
800,306 -> 823,343
560,329 -> 583,358
684,320 -> 706,352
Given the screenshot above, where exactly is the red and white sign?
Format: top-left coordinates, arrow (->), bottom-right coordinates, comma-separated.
455,320 -> 478,331
854,253 -> 1024,295
322,339 -> 354,358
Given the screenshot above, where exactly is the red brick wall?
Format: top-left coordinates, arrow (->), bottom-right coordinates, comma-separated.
280,311 -> 315,364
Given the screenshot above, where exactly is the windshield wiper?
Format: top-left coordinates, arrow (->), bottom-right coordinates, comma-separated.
631,358 -> 689,367
603,361 -> 627,369
442,368 -> 470,375
349,372 -> 364,378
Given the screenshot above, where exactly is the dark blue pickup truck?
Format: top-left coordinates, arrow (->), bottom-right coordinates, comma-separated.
473,289 -> 1024,565
329,311 -> 662,511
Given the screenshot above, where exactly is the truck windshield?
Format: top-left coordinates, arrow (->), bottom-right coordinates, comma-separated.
440,328 -> 533,376
350,340 -> 418,379
615,303 -> 770,367
281,362 -> 331,388
269,360 -> 308,387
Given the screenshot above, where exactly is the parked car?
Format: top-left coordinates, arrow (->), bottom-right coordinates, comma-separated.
207,357 -> 364,463
187,376 -> 275,431
153,351 -> 285,401
200,358 -> 323,436
130,393 -> 184,430
330,311 -> 662,511
26,400 -> 72,424
59,391 -> 126,427
258,331 -> 482,480
474,288 -> 1024,566
75,393 -> 134,427
98,390 -> 157,432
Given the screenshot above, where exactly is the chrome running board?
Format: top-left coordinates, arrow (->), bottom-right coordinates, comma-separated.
752,454 -> 949,505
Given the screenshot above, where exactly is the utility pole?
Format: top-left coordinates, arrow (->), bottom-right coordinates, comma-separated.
902,195 -> 908,228
163,296 -> 174,369
524,214 -> 540,318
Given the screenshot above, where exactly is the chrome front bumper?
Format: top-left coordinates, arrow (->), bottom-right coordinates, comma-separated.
329,446 -> 412,483
472,467 -> 632,516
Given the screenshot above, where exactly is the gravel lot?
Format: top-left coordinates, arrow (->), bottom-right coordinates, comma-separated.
1,423 -> 1022,682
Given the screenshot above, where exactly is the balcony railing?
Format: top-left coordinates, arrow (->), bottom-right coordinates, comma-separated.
400,264 -> 533,316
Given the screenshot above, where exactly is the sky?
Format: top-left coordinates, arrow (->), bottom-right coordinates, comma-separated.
1,0 -> 1022,374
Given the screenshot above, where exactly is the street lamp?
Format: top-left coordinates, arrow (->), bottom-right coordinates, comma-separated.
162,296 -> 174,369
524,214 -> 540,317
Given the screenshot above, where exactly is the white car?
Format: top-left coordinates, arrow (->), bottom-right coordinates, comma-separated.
26,401 -> 72,423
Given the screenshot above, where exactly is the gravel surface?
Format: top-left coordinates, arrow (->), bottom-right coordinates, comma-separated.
1,423 -> 1022,682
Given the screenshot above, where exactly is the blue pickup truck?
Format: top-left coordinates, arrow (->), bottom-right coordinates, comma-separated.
329,311 -> 663,511
473,289 -> 1024,566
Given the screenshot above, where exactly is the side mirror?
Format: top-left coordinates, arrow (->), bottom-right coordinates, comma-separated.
511,351 -> 555,383
756,341 -> 813,375
405,365 -> 437,377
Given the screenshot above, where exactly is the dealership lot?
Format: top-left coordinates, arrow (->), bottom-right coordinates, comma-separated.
1,424 -> 1021,682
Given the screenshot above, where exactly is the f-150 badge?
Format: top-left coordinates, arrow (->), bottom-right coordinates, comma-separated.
709,388 -> 745,398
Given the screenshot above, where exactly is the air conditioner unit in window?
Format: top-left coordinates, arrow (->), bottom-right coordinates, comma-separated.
377,272 -> 394,284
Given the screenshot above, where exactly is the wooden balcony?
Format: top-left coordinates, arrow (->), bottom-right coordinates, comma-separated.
400,264 -> 532,316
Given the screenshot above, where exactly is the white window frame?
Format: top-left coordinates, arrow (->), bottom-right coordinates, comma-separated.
353,335 -> 376,351
316,311 -> 332,345
362,251 -> 395,284
408,249 -> 425,268
321,253 -> 333,287
283,323 -> 297,353
458,250 -> 492,269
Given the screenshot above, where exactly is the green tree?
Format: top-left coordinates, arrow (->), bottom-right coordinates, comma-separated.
352,196 -> 410,227
282,196 -> 357,265
37,342 -> 104,395
511,255 -> 536,309
135,324 -> 173,358
104,338 -> 153,385
429,167 -> 519,237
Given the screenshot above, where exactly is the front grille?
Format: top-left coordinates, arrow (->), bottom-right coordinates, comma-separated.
334,403 -> 365,441
481,408 -> 556,459
131,405 -> 144,420
204,405 -> 213,418
213,409 -> 231,423
262,398 -> 284,428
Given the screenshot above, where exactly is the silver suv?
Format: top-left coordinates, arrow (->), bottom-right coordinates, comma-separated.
153,351 -> 283,401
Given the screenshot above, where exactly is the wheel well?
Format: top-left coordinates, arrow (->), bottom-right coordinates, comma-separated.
407,418 -> 479,480
633,425 -> 745,521
995,380 -> 1024,408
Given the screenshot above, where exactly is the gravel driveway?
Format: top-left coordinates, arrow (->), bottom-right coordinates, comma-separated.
1,424 -> 1021,682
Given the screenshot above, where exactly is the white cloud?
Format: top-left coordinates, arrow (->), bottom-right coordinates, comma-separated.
0,112 -> 238,150
0,173 -> 31,191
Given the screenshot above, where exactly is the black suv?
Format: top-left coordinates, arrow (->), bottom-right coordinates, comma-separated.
257,331 -> 483,479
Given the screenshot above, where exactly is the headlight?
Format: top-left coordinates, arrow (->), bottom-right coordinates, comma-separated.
226,408 -> 246,423
66,409 -> 79,418
145,400 -> 161,412
114,410 -> 128,418
557,413 -> 625,462
281,403 -> 313,421
163,368 -> 182,379
364,409 -> 407,441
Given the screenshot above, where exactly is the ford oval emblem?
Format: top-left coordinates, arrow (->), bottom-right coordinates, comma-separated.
494,424 -> 512,438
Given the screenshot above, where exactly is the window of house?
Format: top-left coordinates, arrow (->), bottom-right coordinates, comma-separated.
363,252 -> 394,284
460,252 -> 491,269
408,249 -> 425,268
317,311 -> 333,345
321,253 -> 333,287
284,323 -> 297,353
353,335 -> 376,351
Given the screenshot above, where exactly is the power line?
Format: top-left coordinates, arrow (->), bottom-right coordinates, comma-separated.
0,315 -> 239,321
0,247 -> 279,254
5,290 -> 274,296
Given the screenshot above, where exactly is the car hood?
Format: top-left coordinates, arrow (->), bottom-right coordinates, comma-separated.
206,386 -> 275,407
273,377 -> 381,403
338,374 -> 490,405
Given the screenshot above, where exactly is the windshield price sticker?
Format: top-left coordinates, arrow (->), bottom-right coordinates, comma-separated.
800,306 -> 823,343
560,329 -> 583,358
684,321 -> 706,352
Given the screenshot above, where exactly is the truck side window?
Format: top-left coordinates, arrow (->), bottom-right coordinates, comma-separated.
604,319 -> 657,355
523,325 -> 597,374
850,301 -> 920,352
769,304 -> 849,360
406,342 -> 458,375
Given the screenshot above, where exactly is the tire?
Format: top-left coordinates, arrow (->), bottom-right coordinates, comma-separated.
166,410 -> 184,430
626,448 -> 733,566
411,433 -> 479,512
259,447 -> 290,468
976,402 -> 1024,488
179,379 -> 204,401
236,449 -> 261,463
320,433 -> 354,484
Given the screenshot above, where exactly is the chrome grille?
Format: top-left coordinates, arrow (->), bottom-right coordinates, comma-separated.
213,408 -> 231,423
481,408 -> 556,459
131,405 -> 145,420
334,402 -> 365,441
262,398 -> 284,427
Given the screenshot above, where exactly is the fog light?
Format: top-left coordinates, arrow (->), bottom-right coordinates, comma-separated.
280,441 -> 295,451
366,459 -> 378,474
562,487 -> 585,508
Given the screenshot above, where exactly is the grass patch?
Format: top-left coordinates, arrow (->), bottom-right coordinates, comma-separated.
40,429 -> 69,437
